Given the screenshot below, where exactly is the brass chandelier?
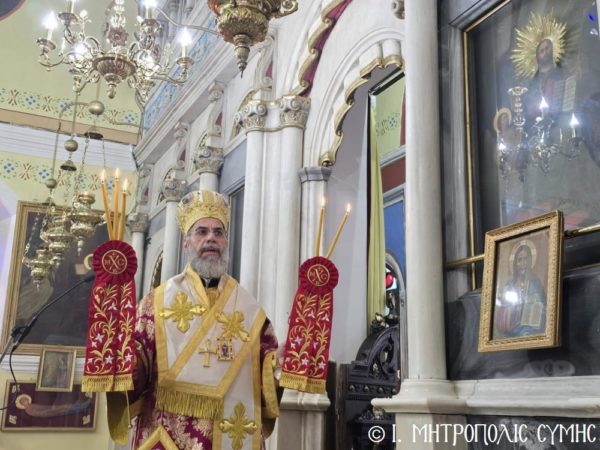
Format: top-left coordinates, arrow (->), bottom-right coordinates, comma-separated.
37,0 -> 298,102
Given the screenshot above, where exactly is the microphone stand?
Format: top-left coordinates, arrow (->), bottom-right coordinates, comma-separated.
0,271 -> 95,365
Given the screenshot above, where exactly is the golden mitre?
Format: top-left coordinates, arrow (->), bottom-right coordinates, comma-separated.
176,190 -> 230,234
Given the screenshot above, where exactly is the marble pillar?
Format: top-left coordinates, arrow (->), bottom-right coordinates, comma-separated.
160,175 -> 186,282
373,0 -> 466,448
127,212 -> 149,299
272,95 -> 310,333
237,100 -> 268,296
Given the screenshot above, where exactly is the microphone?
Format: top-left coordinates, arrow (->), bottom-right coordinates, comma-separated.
0,271 -> 96,364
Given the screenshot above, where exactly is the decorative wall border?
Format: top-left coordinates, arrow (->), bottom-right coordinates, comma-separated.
0,88 -> 140,131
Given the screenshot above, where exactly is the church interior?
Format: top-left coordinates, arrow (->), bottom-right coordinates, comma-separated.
1,0 -> 600,449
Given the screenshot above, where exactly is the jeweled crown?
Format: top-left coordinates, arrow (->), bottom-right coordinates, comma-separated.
176,190 -> 230,234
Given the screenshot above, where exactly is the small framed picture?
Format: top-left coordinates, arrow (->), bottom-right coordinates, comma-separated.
478,211 -> 563,352
36,348 -> 77,392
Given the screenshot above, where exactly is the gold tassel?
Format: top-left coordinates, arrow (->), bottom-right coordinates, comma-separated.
262,351 -> 279,418
82,375 -> 116,392
279,372 -> 308,391
156,386 -> 224,420
106,392 -> 131,445
82,375 -> 133,392
305,377 -> 326,394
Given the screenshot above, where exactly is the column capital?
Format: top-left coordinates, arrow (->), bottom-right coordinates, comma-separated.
193,145 -> 224,175
298,165 -> 332,183
127,212 -> 149,233
392,0 -> 405,19
279,95 -> 310,128
160,175 -> 186,202
235,100 -> 269,132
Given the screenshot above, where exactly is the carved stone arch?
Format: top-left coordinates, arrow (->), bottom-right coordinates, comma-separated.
206,82 -> 225,144
253,32 -> 275,99
134,164 -> 153,209
150,250 -> 163,290
305,31 -> 404,167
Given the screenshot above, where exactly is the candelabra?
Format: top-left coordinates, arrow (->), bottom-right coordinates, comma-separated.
497,86 -> 583,181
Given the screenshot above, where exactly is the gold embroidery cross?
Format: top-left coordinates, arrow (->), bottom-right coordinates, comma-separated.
216,311 -> 250,342
159,291 -> 206,333
219,402 -> 258,450
198,339 -> 218,367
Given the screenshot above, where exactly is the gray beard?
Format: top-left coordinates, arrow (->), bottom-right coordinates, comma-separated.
187,247 -> 229,279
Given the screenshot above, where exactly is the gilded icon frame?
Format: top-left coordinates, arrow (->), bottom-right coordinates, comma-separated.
478,211 -> 563,352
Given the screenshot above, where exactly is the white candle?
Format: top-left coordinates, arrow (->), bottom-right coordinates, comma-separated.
43,12 -> 57,41
539,97 -> 549,118
570,113 -> 580,138
179,28 -> 192,58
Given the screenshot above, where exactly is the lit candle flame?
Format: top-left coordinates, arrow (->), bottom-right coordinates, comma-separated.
539,97 -> 549,111
570,113 -> 579,128
321,197 -> 326,207
114,168 -> 120,179
346,203 -> 352,213
100,169 -> 106,182
123,178 -> 129,191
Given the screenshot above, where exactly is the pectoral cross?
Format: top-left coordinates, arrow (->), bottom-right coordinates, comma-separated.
198,339 -> 218,367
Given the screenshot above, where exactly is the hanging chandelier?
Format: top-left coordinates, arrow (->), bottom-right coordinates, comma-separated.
36,0 -> 205,103
207,0 -> 298,72
37,0 -> 298,103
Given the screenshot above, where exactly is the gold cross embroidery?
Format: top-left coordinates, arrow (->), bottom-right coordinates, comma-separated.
159,291 -> 206,333
198,339 -> 218,367
219,402 -> 258,450
216,311 -> 250,342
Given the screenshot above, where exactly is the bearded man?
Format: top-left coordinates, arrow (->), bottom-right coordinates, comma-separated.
107,190 -> 280,450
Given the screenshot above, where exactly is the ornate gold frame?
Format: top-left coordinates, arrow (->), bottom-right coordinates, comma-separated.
2,201 -> 105,355
36,347 -> 77,392
478,211 -> 563,352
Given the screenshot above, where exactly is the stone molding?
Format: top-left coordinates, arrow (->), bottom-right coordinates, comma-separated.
127,212 -> 150,233
298,166 -> 332,183
193,145 -> 224,175
161,178 -> 186,202
235,100 -> 269,132
279,95 -> 310,129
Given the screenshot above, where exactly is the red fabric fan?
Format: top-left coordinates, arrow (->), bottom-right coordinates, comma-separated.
82,240 -> 137,392
280,256 -> 339,393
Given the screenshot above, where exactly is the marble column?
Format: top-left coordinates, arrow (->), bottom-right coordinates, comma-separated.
237,100 -> 268,296
193,145 -> 224,191
127,212 -> 149,299
160,175 -> 186,282
269,95 -> 310,338
373,0 -> 466,448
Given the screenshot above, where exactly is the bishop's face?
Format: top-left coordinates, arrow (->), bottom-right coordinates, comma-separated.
184,217 -> 228,262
